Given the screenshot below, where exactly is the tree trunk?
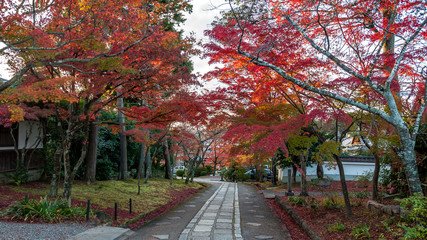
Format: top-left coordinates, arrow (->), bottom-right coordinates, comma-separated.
61,139 -> 72,204
213,160 -> 217,176
49,143 -> 63,197
137,142 -> 146,194
300,153 -> 308,196
85,120 -> 98,184
144,148 -> 153,184
316,163 -> 324,179
271,159 -> 277,186
185,158 -> 196,184
118,97 -> 127,180
62,123 -> 89,206
164,143 -> 171,180
372,153 -> 380,201
164,140 -> 173,185
333,154 -> 353,217
292,164 -> 297,184
396,131 -> 423,194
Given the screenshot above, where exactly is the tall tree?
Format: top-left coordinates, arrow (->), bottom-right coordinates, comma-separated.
206,0 -> 427,194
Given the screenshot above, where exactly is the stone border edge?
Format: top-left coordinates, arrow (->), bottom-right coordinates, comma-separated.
274,196 -> 322,240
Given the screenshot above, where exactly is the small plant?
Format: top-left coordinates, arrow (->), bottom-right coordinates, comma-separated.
355,170 -> 373,188
350,223 -> 371,239
288,196 -> 307,207
176,169 -> 185,178
351,190 -> 370,206
322,195 -> 344,209
308,197 -> 318,209
328,221 -> 346,232
4,196 -> 86,222
7,172 -> 28,186
396,193 -> 427,239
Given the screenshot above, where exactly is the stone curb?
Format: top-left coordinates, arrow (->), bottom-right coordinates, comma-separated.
274,196 -> 322,240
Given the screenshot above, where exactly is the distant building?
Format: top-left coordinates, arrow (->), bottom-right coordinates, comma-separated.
0,122 -> 44,183
278,155 -> 376,183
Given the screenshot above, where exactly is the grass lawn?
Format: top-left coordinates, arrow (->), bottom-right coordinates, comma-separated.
0,178 -> 204,229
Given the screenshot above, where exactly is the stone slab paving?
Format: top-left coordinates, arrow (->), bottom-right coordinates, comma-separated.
179,182 -> 242,240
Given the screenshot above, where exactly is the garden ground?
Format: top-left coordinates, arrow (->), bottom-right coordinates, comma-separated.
0,179 -> 204,228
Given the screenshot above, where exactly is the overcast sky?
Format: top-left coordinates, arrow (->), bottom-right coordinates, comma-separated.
0,0 -> 224,86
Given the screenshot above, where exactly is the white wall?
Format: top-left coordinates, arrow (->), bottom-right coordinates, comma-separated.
18,121 -> 43,149
279,161 -> 377,183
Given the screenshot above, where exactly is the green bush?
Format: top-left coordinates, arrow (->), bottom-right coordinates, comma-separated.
4,196 -> 86,222
350,223 -> 371,239
397,193 -> 427,240
328,222 -> 346,232
355,170 -> 373,188
205,165 -> 214,175
176,169 -> 185,177
351,190 -> 370,206
222,164 -> 249,182
322,195 -> 344,209
194,166 -> 210,177
288,196 -> 307,207
96,158 -> 116,180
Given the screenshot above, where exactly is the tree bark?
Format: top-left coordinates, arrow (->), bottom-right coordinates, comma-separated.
118,96 -> 127,180
137,142 -> 146,195
333,154 -> 353,217
164,141 -> 171,180
144,148 -> 152,184
299,153 -> 308,196
292,164 -> 297,184
213,160 -> 217,176
85,120 -> 98,184
316,163 -> 324,179
372,153 -> 380,201
49,143 -> 63,197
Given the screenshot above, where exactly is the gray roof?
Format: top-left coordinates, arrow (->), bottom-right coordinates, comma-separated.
0,77 -> 7,83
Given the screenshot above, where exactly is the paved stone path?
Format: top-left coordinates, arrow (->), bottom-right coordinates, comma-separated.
127,177 -> 289,240
179,182 -> 242,240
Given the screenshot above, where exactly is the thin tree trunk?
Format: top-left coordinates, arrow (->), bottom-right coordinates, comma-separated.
49,143 -> 63,197
185,158 -> 196,184
62,123 -> 89,206
333,154 -> 353,217
316,163 -> 324,179
61,139 -> 72,205
118,96 -> 127,180
372,153 -> 380,201
137,142 -> 146,194
271,158 -> 277,186
300,153 -> 308,196
85,120 -> 98,184
144,148 -> 151,184
292,164 -> 297,184
213,160 -> 217,176
164,140 -> 173,185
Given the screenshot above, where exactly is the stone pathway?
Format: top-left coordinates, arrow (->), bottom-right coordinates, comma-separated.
179,182 -> 242,240
127,177 -> 289,240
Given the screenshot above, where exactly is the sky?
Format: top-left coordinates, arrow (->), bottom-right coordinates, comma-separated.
0,0 -> 224,85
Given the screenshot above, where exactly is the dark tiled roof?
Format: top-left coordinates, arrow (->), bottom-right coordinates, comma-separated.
0,77 -> 7,83
340,156 -> 375,163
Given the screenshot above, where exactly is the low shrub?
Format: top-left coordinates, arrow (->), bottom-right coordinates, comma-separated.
322,195 -> 344,209
396,193 -> 427,240
176,169 -> 185,178
288,196 -> 307,207
350,223 -> 371,239
351,190 -> 370,206
222,165 -> 249,182
4,196 -> 86,222
355,170 -> 373,188
328,222 -> 346,232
